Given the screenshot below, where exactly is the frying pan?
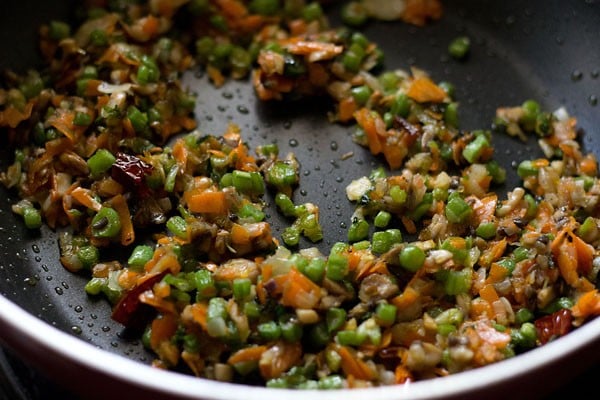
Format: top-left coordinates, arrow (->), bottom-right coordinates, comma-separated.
0,1 -> 599,399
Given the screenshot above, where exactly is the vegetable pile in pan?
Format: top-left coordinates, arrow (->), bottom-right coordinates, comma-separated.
1,0 -> 599,390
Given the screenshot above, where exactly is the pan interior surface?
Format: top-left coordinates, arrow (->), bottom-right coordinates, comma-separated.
0,1 -> 599,399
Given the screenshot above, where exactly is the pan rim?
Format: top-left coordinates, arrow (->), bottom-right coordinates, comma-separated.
0,293 -> 598,400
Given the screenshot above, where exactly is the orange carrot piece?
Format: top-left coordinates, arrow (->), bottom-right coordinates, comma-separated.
338,97 -> 357,123
108,194 -> 135,246
337,346 -> 376,381
230,223 -> 251,245
479,283 -> 500,306
172,139 -> 189,169
407,76 -> 446,103
281,268 -> 321,309
579,154 -> 598,176
571,232 -> 594,275
227,345 -> 268,365
150,313 -> 178,349
71,187 -> 102,212
479,239 -> 507,268
391,286 -> 419,309
190,302 -> 209,330
556,239 -> 579,287
394,365 -> 413,384
354,108 -> 383,155
186,190 -> 228,214
571,290 -> 600,318
0,102 -> 34,128
486,262 -> 509,284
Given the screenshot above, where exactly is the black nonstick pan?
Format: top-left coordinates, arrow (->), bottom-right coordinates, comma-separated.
0,1 -> 599,399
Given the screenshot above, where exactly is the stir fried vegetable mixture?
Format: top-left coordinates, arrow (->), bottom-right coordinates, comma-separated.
1,0 -> 599,390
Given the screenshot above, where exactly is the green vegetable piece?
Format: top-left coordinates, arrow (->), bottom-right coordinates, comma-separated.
85,277 -> 105,296
87,149 -> 116,178
23,207 -> 42,229
73,112 -> 92,126
335,329 -> 366,346
515,308 -> 534,325
77,245 -> 99,269
443,269 -> 472,295
448,36 -> 470,60
194,269 -> 217,299
371,231 -> 393,254
232,170 -> 264,195
267,161 -> 298,188
375,303 -> 397,326
475,222 -> 497,239
326,252 -> 349,281
445,193 -> 473,224
258,321 -> 282,341
348,219 -> 369,242
326,307 -> 347,333
249,0 -> 280,15
282,226 -> 300,247
462,134 -> 490,164
351,85 -> 372,106
232,278 -> 252,302
374,210 -> 391,228
444,102 -> 459,128
318,375 -> 344,390
127,106 -> 148,133
302,2 -> 323,21
391,93 -> 410,118
341,1 -> 368,27
304,258 -> 326,283
167,216 -> 188,239
521,99 -> 541,132
91,207 -> 121,238
49,20 -> 71,40
127,245 -> 154,271
389,185 -> 407,204
517,160 -> 539,179
399,245 -> 426,272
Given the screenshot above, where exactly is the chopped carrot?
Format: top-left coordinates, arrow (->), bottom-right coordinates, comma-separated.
227,345 -> 268,365
185,190 -> 228,214
381,139 -> 407,170
149,313 -> 178,349
172,139 -> 189,170
230,223 -> 251,245
338,97 -> 357,123
391,286 -> 419,309
337,345 -> 376,381
478,239 -> 507,268
280,268 -> 321,309
571,232 -> 594,275
71,187 -> 102,212
108,194 -> 135,246
486,261 -> 509,284
402,0 -> 443,26
394,365 -> 413,384
479,283 -> 500,306
258,341 -> 302,380
0,102 -> 34,128
571,290 -> 600,318
407,76 -> 446,103
401,216 -> 417,234
117,269 -> 140,290
189,302 -> 209,330
354,107 -> 383,155
579,154 -> 598,176
145,246 -> 181,275
45,137 -> 74,157
48,108 -> 86,142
